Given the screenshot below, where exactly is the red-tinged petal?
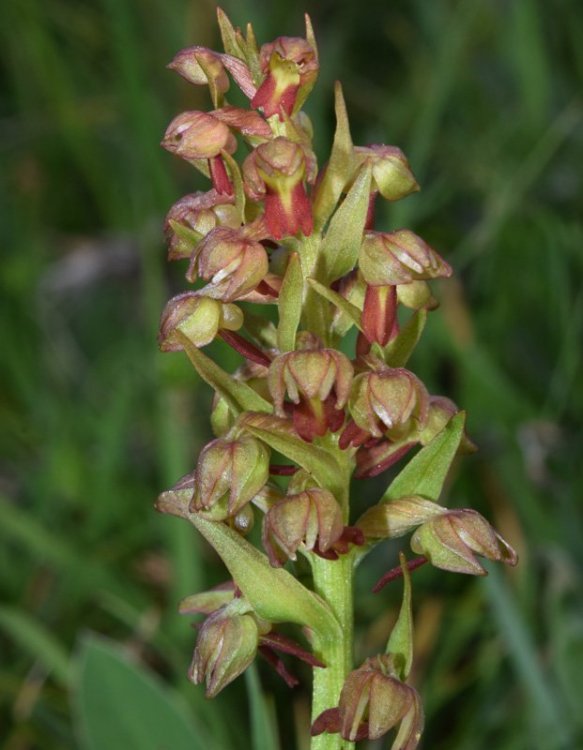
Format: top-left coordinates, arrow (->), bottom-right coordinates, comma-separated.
339,420 -> 370,450
311,708 -> 342,737
209,155 -> 234,196
355,440 -> 416,479
219,330 -> 272,367
252,71 -> 300,118
258,646 -> 299,688
264,182 -> 313,239
211,105 -> 272,138
259,632 -> 326,668
219,53 -> 257,98
361,284 -> 397,346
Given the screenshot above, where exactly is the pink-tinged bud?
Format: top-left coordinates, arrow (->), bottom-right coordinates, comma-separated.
251,37 -> 318,118
168,46 -> 230,97
353,145 -> 419,201
361,284 -> 398,347
410,509 -> 518,575
189,610 -> 259,696
268,345 -> 353,441
179,582 -> 236,616
161,110 -> 236,161
349,366 -> 430,439
358,496 -> 444,540
190,226 -> 269,302
164,190 -> 239,260
192,435 -> 270,518
311,654 -> 424,744
359,230 -> 452,286
158,292 -> 243,350
244,137 -> 313,239
262,488 -> 344,566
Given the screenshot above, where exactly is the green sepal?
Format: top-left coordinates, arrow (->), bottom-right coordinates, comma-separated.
382,411 -> 466,502
304,14 -> 319,63
312,82 -> 355,229
216,7 -> 246,59
168,220 -> 203,247
383,309 -> 427,367
308,278 -> 363,332
177,332 -> 272,416
155,490 -> 338,638
241,413 -> 344,496
318,165 -> 372,284
221,151 -> 246,223
277,253 -> 303,352
385,553 -> 413,680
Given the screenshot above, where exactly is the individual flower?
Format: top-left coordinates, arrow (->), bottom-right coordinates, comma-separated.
168,46 -> 230,105
353,144 -> 419,201
189,610 -> 260,696
161,110 -> 236,194
360,283 -> 398,347
188,226 -> 269,302
268,338 -> 353,440
262,487 -> 344,566
243,137 -> 313,239
410,509 -> 518,575
158,292 -> 243,350
164,190 -> 239,260
348,365 -> 429,440
311,654 -> 424,745
191,435 -> 270,519
359,229 -> 452,286
251,35 -> 318,118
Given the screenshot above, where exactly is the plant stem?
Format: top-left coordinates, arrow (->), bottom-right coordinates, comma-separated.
310,552 -> 354,750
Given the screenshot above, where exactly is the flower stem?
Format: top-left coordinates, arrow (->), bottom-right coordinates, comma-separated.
310,552 -> 354,750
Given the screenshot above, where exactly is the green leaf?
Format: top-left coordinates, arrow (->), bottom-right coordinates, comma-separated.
222,151 -> 246,223
384,309 -> 427,367
241,413 -> 345,495
216,7 -> 245,59
0,606 -> 71,687
73,634 -> 209,750
382,412 -> 466,502
189,514 -> 339,638
178,332 -> 272,415
308,278 -> 363,332
312,82 -> 355,228
246,664 -> 281,750
318,165 -> 372,284
385,553 -> 413,680
277,252 -> 303,352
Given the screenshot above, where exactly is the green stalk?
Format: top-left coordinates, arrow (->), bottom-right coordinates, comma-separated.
310,552 -> 355,750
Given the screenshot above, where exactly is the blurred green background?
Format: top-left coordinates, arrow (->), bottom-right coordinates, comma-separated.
1,0 -> 582,748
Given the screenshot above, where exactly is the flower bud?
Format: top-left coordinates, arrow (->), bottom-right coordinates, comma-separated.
349,366 -> 429,439
311,654 -> 423,744
158,292 -> 243,350
161,110 -> 236,161
262,488 -> 344,566
353,144 -> 419,201
189,610 -> 259,696
190,226 -> 269,301
358,496 -> 445,540
268,345 -> 353,440
251,36 -> 318,118
359,230 -> 452,286
164,190 -> 239,260
192,435 -> 270,518
410,509 -> 518,575
243,137 -> 313,239
168,46 -> 230,102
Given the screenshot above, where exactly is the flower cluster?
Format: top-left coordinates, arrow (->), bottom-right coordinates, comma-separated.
156,9 -> 517,748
